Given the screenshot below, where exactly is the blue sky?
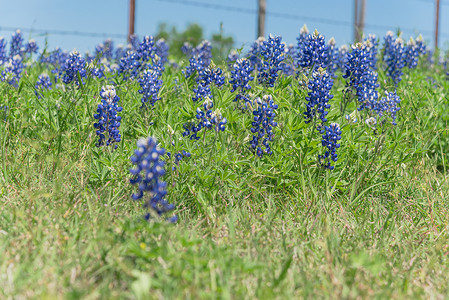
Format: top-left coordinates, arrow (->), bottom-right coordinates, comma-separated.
0,0 -> 447,54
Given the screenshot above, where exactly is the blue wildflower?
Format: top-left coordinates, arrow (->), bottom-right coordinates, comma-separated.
93,85 -> 123,148
184,40 -> 213,78
304,67 -> 333,126
1,54 -> 23,87
297,29 -> 328,69
343,42 -> 379,111
383,32 -> 406,85
138,68 -> 163,107
94,39 -> 114,60
249,95 -> 278,157
371,91 -> 401,125
326,37 -> 339,74
155,38 -> 169,65
0,38 -> 7,65
364,34 -> 378,69
130,137 -> 177,222
257,35 -> 285,87
34,73 -> 52,98
230,58 -> 254,104
248,37 -> 265,68
61,50 -> 87,85
319,123 -> 342,170
24,39 -> 38,55
9,30 -> 23,57
192,65 -> 225,102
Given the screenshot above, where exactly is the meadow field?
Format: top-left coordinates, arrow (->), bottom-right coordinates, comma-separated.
1,29 -> 449,299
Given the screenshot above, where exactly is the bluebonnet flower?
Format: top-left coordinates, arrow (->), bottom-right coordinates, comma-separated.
280,43 -> 296,76
182,121 -> 201,140
326,37 -> 339,74
383,32 -> 406,85
39,47 -> 69,66
181,42 -> 193,56
130,137 -> 177,222
129,34 -> 140,51
184,40 -> 213,78
118,36 -> 161,80
137,35 -> 156,63
343,42 -> 379,110
248,37 -> 265,68
230,58 -> 254,104
336,45 -> 348,72
257,35 -> 285,87
192,66 -> 225,102
24,39 -> 38,55
155,38 -> 169,65
138,68 -> 163,106
183,97 -> 227,140
370,91 -> 401,125
9,30 -> 23,57
167,149 -> 191,171
295,24 -> 309,64
34,73 -> 52,98
114,44 -> 128,61
249,95 -> 278,157
304,67 -> 333,126
93,85 -> 123,148
364,34 -> 378,69
1,54 -> 23,87
415,34 -> 426,55
0,37 -> 7,65
297,29 -> 328,69
319,123 -> 342,170
227,50 -> 239,63
61,50 -> 87,85
118,50 -> 141,80
94,39 -> 114,60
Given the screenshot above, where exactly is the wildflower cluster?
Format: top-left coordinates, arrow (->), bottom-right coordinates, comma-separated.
247,37 -> 265,68
319,123 -> 342,170
344,42 -> 379,110
0,38 -> 7,65
167,150 -> 191,171
257,35 -> 285,87
35,73 -> 53,98
93,85 -> 123,148
297,29 -> 329,69
94,39 -> 114,60
184,40 -> 213,78
304,67 -> 334,126
155,39 -> 169,65
326,38 -> 339,74
183,97 -> 227,140
118,36 -> 161,80
192,66 -> 225,102
249,95 -> 278,157
371,91 -> 401,125
404,35 -> 426,69
9,30 -> 23,57
61,50 -> 87,85
383,32 -> 406,85
138,68 -> 163,107
364,34 -> 378,69
230,58 -> 254,104
24,39 -> 38,55
280,43 -> 296,76
1,54 -> 23,87
130,137 -> 177,222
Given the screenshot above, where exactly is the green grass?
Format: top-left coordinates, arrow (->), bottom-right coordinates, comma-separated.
1,53 -> 449,299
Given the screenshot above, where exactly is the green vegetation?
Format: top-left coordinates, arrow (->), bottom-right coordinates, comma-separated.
1,47 -> 449,300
